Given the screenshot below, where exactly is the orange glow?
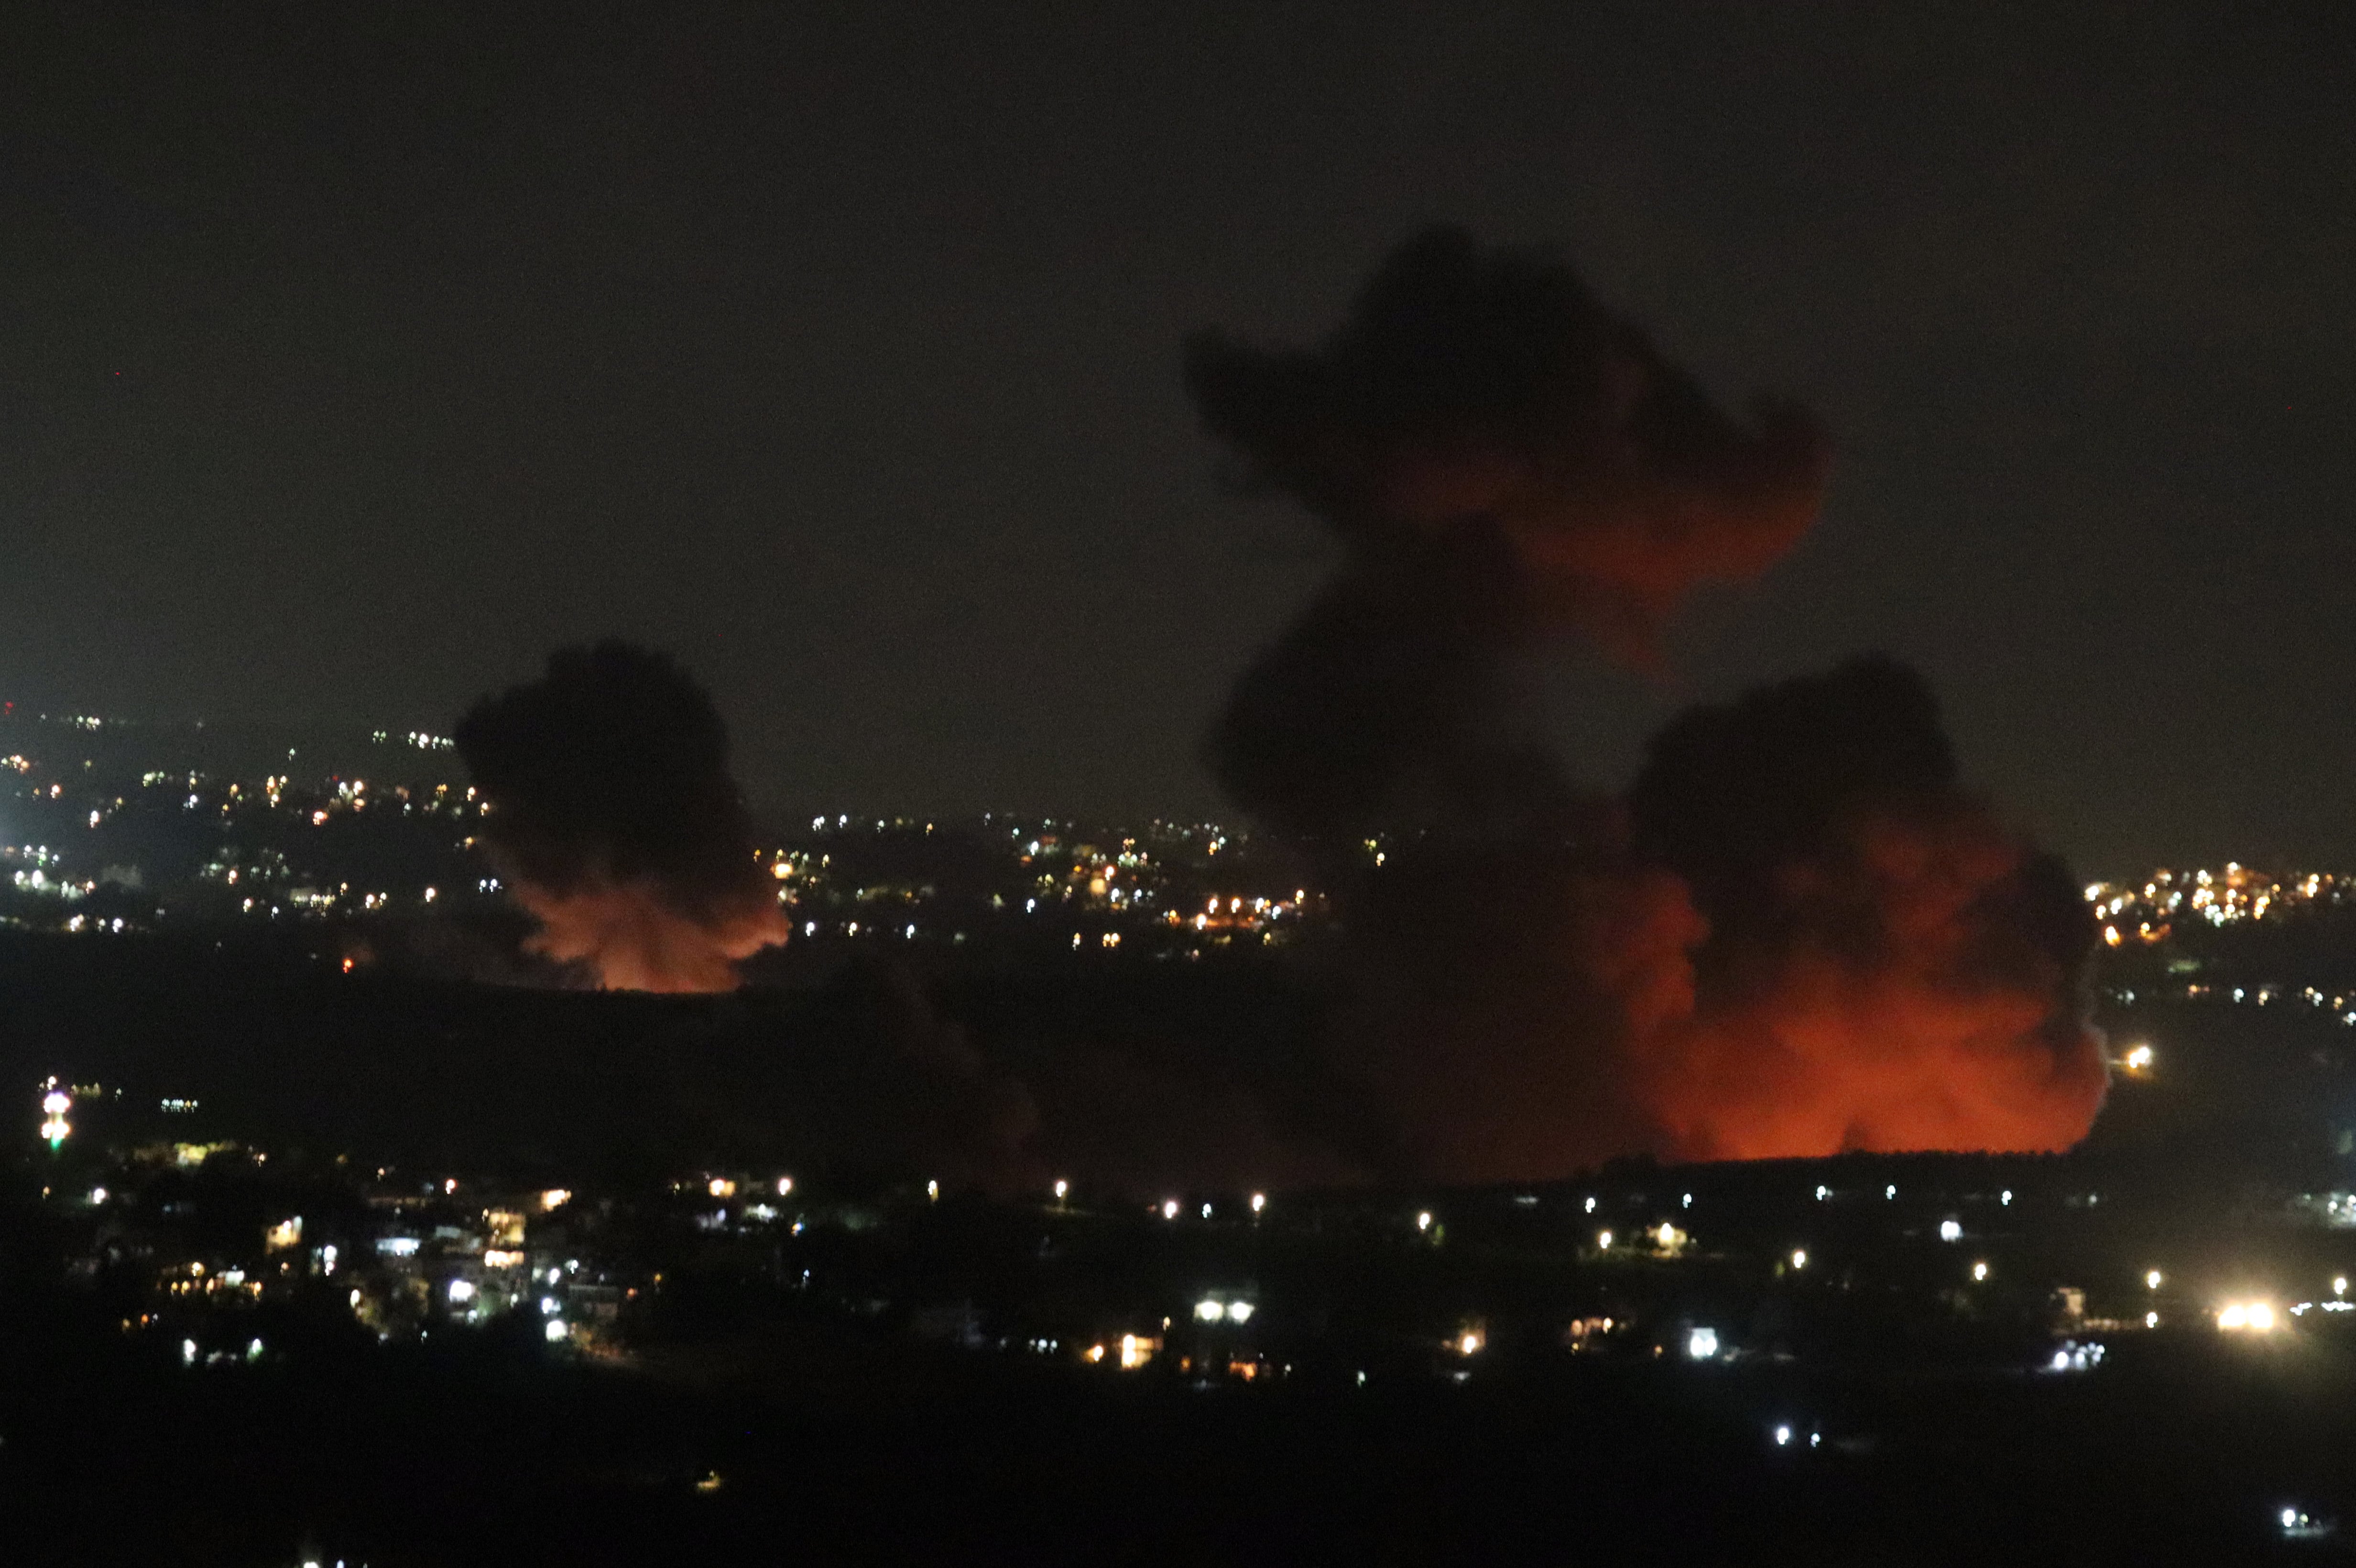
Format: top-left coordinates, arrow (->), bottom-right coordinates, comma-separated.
1614,807 -> 2106,1161
511,874 -> 789,993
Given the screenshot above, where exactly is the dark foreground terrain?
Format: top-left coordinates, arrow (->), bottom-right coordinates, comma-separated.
8,1307 -> 2356,1566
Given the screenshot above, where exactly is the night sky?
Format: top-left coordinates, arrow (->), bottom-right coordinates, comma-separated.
5,3 -> 2354,875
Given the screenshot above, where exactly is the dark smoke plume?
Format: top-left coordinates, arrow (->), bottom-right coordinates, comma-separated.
1620,658 -> 2106,1159
456,641 -> 788,993
1188,229 -> 2102,1178
1186,223 -> 1827,672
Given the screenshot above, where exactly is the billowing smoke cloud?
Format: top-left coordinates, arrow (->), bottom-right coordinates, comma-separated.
1188,227 -> 2103,1177
1621,658 -> 2106,1159
456,641 -> 788,993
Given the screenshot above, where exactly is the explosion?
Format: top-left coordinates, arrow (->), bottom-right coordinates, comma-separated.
1622,658 -> 2106,1160
1188,227 -> 2104,1176
456,641 -> 788,993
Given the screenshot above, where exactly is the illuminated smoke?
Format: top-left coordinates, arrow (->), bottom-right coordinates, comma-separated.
456,641 -> 787,993
1623,659 -> 2106,1159
1186,223 -> 1827,670
1188,229 -> 2101,1177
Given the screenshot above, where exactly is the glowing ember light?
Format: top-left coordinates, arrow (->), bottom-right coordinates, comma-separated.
707,1177 -> 735,1200
2122,1044 -> 2154,1073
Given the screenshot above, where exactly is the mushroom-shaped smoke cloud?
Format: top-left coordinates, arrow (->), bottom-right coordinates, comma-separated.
457,641 -> 788,993
1187,228 -> 2102,1178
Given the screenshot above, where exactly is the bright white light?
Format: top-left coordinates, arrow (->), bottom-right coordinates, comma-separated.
1226,1301 -> 1254,1324
1597,1230 -> 1613,1250
182,1339 -> 197,1366
1939,1219 -> 1962,1242
2337,1276 -> 2349,1297
1054,1179 -> 1069,1200
2147,1270 -> 2164,1290
1416,1210 -> 1433,1232
2248,1302 -> 2277,1331
1196,1299 -> 1225,1322
928,1179 -> 940,1201
541,1187 -> 572,1210
89,1187 -> 107,1204
539,1296 -> 558,1315
2219,1304 -> 2247,1330
2124,1044 -> 2154,1071
2286,1509 -> 2301,1530
545,1319 -> 567,1342
1814,1185 -> 1829,1201
708,1176 -> 735,1199
2146,1311 -> 2159,1328
1773,1424 -> 1791,1446
1686,1327 -> 1720,1360
41,1091 -> 70,1114
1162,1199 -> 1179,1220
777,1176 -> 794,1196
1681,1193 -> 1693,1209
1201,1202 -> 1212,1219
447,1279 -> 476,1303
1584,1196 -> 1597,1213
1885,1185 -> 1897,1201
1973,1261 -> 1990,1282
1790,1249 -> 1808,1270
1250,1192 -> 1265,1214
